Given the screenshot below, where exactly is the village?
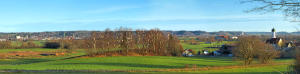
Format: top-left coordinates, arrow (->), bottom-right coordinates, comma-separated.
183,28 -> 300,58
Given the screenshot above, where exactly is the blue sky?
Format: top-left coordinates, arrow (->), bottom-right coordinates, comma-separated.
0,0 -> 298,32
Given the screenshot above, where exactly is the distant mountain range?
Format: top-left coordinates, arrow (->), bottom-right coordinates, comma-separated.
165,31 -> 300,36
0,31 -> 299,39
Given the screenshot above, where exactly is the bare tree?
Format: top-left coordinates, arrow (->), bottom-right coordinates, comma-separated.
118,28 -> 135,54
243,0 -> 300,21
0,41 -> 12,49
234,36 -> 279,65
257,44 -> 279,64
167,34 -> 184,56
103,28 -> 116,51
136,29 -> 146,49
144,29 -> 167,55
85,32 -> 99,56
83,28 -> 184,56
233,36 -> 265,65
20,41 -> 37,48
294,47 -> 300,73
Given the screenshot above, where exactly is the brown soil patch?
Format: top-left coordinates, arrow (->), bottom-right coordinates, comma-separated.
0,51 -> 66,59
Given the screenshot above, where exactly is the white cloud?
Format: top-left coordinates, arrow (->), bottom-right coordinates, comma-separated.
82,6 -> 140,14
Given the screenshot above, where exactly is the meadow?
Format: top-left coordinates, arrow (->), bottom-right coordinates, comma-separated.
181,41 -> 232,52
0,48 -> 294,74
180,37 -> 234,52
0,40 -> 294,74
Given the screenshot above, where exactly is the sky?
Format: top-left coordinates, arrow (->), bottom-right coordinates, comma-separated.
0,0 -> 298,32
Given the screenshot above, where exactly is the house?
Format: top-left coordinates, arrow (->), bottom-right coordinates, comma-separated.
219,45 -> 234,55
16,36 -> 22,39
286,41 -> 293,48
203,50 -> 209,55
182,49 -> 194,57
231,36 -> 238,40
215,35 -> 229,41
211,44 -> 235,56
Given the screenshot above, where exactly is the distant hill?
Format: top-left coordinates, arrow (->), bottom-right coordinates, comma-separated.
0,31 -> 299,39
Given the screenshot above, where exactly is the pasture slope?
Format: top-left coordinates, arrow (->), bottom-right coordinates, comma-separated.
0,55 -> 293,74
0,42 -> 294,74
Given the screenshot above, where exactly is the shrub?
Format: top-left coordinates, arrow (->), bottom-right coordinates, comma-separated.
43,42 -> 60,49
233,36 -> 264,65
233,36 -> 278,65
290,47 -> 300,73
257,44 -> 279,64
0,41 -> 12,49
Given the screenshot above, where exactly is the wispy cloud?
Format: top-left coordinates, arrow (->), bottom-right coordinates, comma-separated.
82,6 -> 140,14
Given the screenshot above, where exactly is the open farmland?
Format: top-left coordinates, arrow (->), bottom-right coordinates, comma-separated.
0,48 -> 294,74
179,37 -> 235,52
0,0 -> 299,73
181,41 -> 231,52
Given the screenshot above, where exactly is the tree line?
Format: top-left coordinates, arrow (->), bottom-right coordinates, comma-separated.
39,28 -> 184,56
233,36 -> 279,65
0,41 -> 39,49
84,28 -> 183,56
0,28 -> 184,57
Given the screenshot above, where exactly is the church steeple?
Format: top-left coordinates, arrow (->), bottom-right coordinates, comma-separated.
272,28 -> 276,38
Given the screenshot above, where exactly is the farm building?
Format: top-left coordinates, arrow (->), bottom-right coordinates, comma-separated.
211,44 -> 235,56
182,49 -> 194,57
215,35 -> 229,41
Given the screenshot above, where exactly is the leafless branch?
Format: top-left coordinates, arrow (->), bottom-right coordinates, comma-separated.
243,0 -> 300,22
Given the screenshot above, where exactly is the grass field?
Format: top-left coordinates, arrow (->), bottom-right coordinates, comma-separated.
10,41 -> 45,47
0,41 -> 295,74
0,48 -> 294,73
181,41 -> 234,52
0,48 -> 56,53
0,65 -> 291,74
0,56 -> 293,74
0,56 -> 240,70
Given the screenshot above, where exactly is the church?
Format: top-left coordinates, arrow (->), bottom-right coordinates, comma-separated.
266,28 -> 283,48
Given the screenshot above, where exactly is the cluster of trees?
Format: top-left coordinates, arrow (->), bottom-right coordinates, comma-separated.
0,41 -> 39,49
291,48 -> 300,73
43,39 -> 87,53
19,41 -> 39,48
85,28 -> 184,56
0,41 -> 12,49
0,28 -> 184,57
233,36 -> 279,65
196,36 -> 216,42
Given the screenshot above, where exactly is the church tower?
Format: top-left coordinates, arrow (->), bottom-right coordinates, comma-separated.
272,28 -> 276,38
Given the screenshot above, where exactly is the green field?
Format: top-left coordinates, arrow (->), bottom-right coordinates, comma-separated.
0,56 -> 240,70
181,41 -> 233,52
0,41 -> 295,74
0,56 -> 293,74
10,41 -> 45,47
0,48 -> 294,74
0,48 -> 56,53
0,65 -> 292,74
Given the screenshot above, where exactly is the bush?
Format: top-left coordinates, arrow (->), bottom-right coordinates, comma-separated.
290,47 -> 300,73
257,44 -> 279,64
233,36 -> 278,65
0,41 -> 12,49
43,42 -> 60,49
20,41 -> 38,48
233,36 -> 263,65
